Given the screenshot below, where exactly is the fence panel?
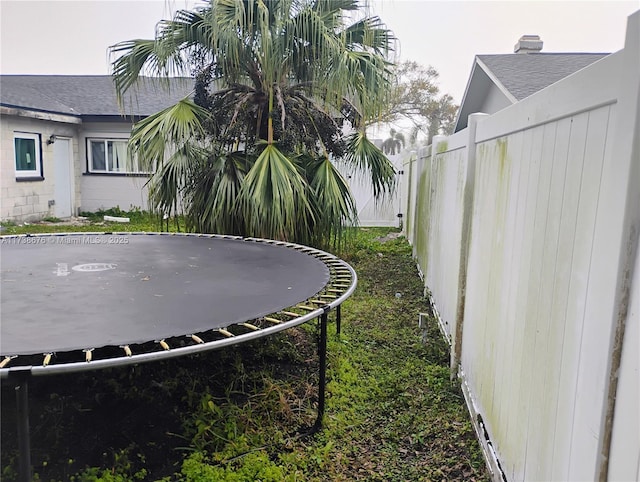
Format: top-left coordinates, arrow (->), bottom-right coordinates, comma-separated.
425,143 -> 467,339
404,11 -> 639,480
338,152 -> 403,228
462,68 -> 620,480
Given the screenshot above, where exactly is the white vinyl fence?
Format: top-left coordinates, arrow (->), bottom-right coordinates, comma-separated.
338,151 -> 404,228
402,12 -> 639,481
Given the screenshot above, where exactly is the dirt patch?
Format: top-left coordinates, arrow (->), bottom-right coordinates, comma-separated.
37,217 -> 93,226
375,231 -> 403,243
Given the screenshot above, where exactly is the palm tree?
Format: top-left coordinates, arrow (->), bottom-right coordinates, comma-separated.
110,0 -> 397,248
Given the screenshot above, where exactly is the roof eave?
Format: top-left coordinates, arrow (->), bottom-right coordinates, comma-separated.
453,59 -> 479,132
80,114 -> 149,122
475,57 -> 519,104
454,56 -> 521,132
0,104 -> 82,124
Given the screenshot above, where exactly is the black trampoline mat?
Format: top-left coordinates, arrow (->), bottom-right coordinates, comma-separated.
1,234 -> 330,355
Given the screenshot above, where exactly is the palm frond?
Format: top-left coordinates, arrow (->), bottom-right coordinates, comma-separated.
344,131 -> 396,200
146,142 -> 207,217
186,151 -> 249,234
344,16 -> 395,55
128,97 -> 208,171
110,39 -> 180,98
110,7 -> 212,99
309,156 -> 357,248
239,144 -> 314,240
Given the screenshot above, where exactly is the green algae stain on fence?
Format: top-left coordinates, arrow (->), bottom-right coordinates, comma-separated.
497,138 -> 509,180
415,161 -> 431,274
436,140 -> 449,154
494,138 -> 513,265
456,151 -> 467,197
469,137 -> 515,450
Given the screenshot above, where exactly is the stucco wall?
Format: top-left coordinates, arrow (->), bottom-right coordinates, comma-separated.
80,175 -> 149,213
479,84 -> 511,116
79,122 -> 150,212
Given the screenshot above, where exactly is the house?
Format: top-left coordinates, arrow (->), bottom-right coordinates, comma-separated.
0,75 -> 192,221
454,35 -> 608,131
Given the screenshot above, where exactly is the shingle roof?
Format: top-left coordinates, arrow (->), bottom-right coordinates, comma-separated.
0,75 -> 194,117
477,53 -> 609,101
454,51 -> 610,132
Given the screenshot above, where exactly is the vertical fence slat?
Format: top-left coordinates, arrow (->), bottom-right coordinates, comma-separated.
502,127 -> 534,480
486,130 -> 523,464
521,121 -> 558,480
533,116 -> 572,482
565,105 -> 613,481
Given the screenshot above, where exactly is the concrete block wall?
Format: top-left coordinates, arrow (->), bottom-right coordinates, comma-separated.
1,117 -> 153,221
1,115 -> 80,221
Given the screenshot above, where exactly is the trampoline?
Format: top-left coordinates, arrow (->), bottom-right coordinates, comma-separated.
0,232 -> 356,480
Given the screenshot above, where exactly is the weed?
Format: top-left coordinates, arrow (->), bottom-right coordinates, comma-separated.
0,226 -> 489,481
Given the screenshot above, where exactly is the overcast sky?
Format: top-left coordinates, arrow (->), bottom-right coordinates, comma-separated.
1,0 -> 638,104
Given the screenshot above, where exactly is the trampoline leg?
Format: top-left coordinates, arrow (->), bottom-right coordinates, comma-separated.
314,312 -> 328,431
336,305 -> 342,335
15,375 -> 32,482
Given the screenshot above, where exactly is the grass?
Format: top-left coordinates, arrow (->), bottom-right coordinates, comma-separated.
0,212 -> 489,481
0,208 -> 173,235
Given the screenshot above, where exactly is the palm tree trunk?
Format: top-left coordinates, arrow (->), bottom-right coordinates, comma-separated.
268,86 -> 274,144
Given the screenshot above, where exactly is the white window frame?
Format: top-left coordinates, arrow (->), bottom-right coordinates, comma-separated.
14,132 -> 42,179
87,138 -> 148,174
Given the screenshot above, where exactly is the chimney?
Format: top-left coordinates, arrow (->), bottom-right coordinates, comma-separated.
514,35 -> 543,54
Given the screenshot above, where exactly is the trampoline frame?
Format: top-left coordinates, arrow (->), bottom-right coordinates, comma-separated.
1,232 -> 357,481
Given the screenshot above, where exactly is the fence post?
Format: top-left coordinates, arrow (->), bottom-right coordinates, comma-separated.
401,150 -> 417,239
597,10 -> 640,481
451,113 -> 488,378
431,135 -> 446,156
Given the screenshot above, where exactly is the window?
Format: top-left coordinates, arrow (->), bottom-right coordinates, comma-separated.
14,133 -> 42,179
87,138 -> 147,174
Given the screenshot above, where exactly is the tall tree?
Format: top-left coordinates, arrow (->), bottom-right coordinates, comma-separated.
110,0 -> 397,247
381,128 -> 405,155
378,61 -> 458,145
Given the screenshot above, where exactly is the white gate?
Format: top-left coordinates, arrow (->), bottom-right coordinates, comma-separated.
339,152 -> 404,227
53,137 -> 73,218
